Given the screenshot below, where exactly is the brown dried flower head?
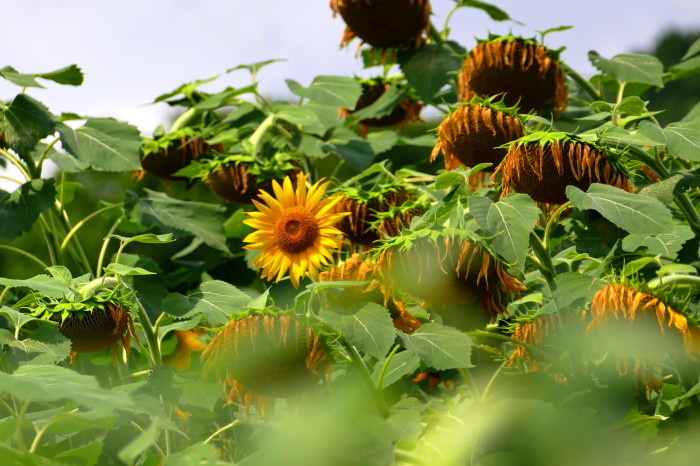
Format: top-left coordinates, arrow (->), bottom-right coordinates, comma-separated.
458,38 -> 568,115
330,0 -> 431,50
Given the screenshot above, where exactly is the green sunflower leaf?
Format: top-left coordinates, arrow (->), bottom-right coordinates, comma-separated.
400,323 -> 473,370
324,303 -> 396,360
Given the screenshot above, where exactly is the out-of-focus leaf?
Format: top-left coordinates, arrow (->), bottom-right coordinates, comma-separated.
162,280 -> 250,326
54,440 -> 102,465
3,94 -> 55,159
588,52 -> 664,87
118,421 -> 158,465
164,442 -> 219,466
0,179 -> 56,240
469,194 -> 540,270
286,75 -> 362,108
56,118 -> 141,171
667,55 -> 700,81
276,105 -> 326,136
622,226 -> 694,259
125,189 -> 228,252
326,138 -> 374,172
454,0 -> 511,20
551,272 -> 605,311
324,303 -> 396,360
400,323 -> 473,370
566,184 -> 675,235
399,42 -> 464,102
639,173 -> 700,205
152,75 -> 219,103
193,84 -> 258,109
682,37 -> 700,61
37,65 -> 84,86
372,350 -> 420,389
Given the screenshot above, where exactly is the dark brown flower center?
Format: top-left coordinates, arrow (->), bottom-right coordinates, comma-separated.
275,207 -> 319,254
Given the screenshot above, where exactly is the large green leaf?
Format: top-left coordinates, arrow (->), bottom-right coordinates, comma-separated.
161,280 -> 250,326
0,365 -> 132,408
344,85 -> 406,124
399,42 -> 464,102
125,189 -> 228,252
324,303 -> 396,360
638,119 -> 700,162
588,52 -> 664,87
275,105 -> 326,136
639,172 -> 700,205
0,326 -> 71,365
2,94 -> 55,159
286,75 -> 362,108
468,194 -> 540,270
325,138 -> 374,172
0,178 -> 57,240
566,184 -> 675,235
56,118 -> 141,171
400,323 -> 473,370
118,421 -> 159,465
54,440 -> 102,466
622,226 -> 694,259
0,274 -> 71,298
551,272 -> 605,311
37,65 -> 84,86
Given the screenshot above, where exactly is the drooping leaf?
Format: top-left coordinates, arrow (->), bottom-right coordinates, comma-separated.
454,0 -> 511,21
399,42 -> 464,102
667,55 -> 700,82
588,51 -> 664,87
56,118 -> 142,171
469,194 -> 540,270
324,303 -> 396,360
326,138 -> 374,172
125,189 -> 228,252
162,280 -> 250,326
0,178 -> 57,240
2,94 -> 55,159
400,323 -> 473,370
107,233 -> 175,246
344,85 -> 406,124
103,263 -> 156,276
551,272 -> 605,311
275,105 -> 326,136
152,75 -> 220,103
193,84 -> 258,110
638,119 -> 700,162
682,37 -> 700,61
227,58 -> 286,75
566,184 -> 675,235
372,350 -> 420,389
286,75 -> 362,108
0,66 -> 44,87
0,274 -> 70,298
37,65 -> 84,86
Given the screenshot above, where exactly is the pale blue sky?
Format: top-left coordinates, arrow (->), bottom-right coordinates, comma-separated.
0,0 -> 698,189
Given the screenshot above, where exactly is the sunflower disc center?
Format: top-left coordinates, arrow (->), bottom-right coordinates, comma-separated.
275,207 -> 319,254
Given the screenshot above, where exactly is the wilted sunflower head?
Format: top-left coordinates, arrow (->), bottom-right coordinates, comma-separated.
376,230 -> 525,320
335,183 -> 425,247
431,97 -> 524,183
458,35 -> 568,115
587,283 -> 700,362
340,76 -> 423,135
201,311 -> 329,415
495,132 -> 632,204
330,0 -> 431,50
243,173 -> 349,287
140,127 -> 223,181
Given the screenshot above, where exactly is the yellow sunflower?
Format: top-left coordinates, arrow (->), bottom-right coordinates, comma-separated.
243,173 -> 348,287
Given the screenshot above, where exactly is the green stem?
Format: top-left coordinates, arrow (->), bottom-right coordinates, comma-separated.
480,366 -> 503,402
458,368 -> 481,399
203,420 -> 241,445
131,293 -> 162,366
59,203 -> 124,253
0,286 -> 11,304
36,138 -> 60,175
336,334 -> 389,417
648,274 -> 700,291
442,5 -> 460,32
38,215 -> 58,266
96,217 -> 124,278
170,108 -> 202,132
429,23 -> 444,45
0,244 -> 49,270
529,232 -> 556,286
0,149 -> 31,181
561,63 -> 602,102
543,202 -> 571,253
612,82 -> 627,126
376,344 -> 401,391
0,174 -> 22,184
14,401 -> 30,450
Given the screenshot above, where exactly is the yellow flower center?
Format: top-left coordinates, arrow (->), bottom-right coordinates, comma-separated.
275,207 -> 319,254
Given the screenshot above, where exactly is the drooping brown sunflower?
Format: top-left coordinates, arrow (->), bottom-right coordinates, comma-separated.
457,36 -> 568,115
495,133 -> 632,205
243,173 -> 348,287
431,100 -> 524,189
335,188 -> 422,247
54,302 -> 137,361
140,128 -> 224,181
201,312 -> 328,415
340,77 -> 423,137
205,162 -> 266,204
376,232 -> 525,320
319,254 -> 422,333
509,314 -> 560,371
330,0 -> 431,50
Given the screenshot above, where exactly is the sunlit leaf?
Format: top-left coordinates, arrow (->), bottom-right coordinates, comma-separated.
588,52 -> 664,87
372,350 -> 420,389
286,75 -> 362,108
638,119 -> 700,161
622,226 -> 694,258
400,323 -> 473,370
567,183 -> 675,235
162,280 -> 250,326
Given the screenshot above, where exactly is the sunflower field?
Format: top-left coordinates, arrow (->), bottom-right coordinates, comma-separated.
1,1 -> 700,465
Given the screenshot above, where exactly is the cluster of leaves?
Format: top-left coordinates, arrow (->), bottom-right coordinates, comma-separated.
0,1 -> 699,464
